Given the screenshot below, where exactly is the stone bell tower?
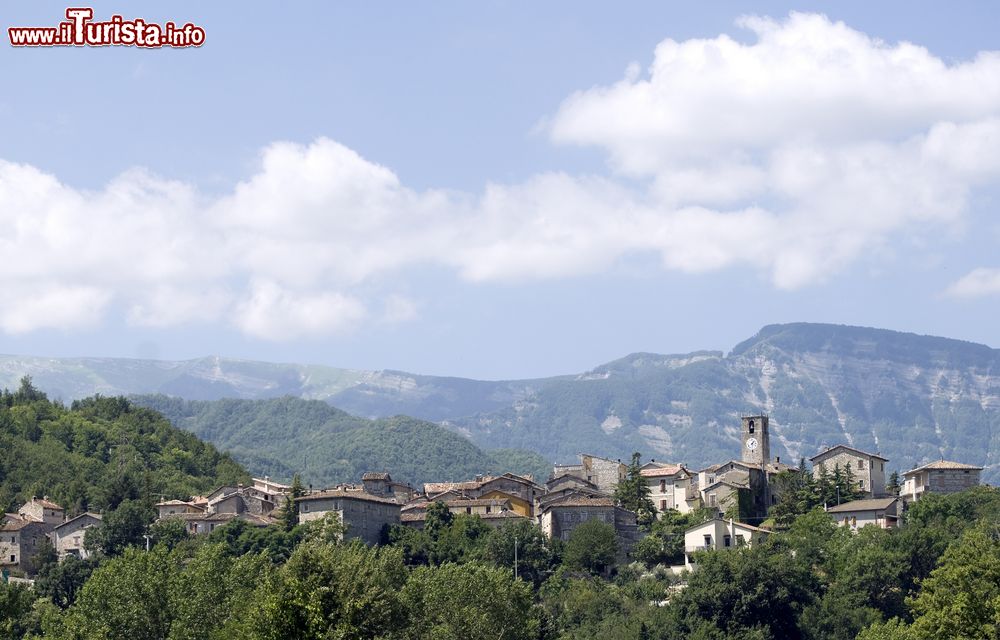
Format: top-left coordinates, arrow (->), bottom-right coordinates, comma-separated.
741,415 -> 770,466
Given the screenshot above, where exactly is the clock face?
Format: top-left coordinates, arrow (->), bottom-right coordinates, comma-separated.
746,437 -> 759,451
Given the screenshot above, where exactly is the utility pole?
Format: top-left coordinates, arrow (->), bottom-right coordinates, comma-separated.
143,534 -> 152,552
514,536 -> 519,580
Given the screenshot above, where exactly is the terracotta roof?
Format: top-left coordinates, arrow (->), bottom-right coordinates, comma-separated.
640,464 -> 685,478
28,497 -> 63,510
903,460 -> 983,475
0,516 -> 34,532
827,497 -> 899,513
297,489 -> 400,506
362,472 -> 392,481
423,478 -> 492,494
810,445 -> 889,462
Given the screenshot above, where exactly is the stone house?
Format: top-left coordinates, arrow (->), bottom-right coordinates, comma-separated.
423,473 -> 544,516
537,493 -> 638,561
810,445 -> 888,497
826,497 -> 901,531
399,495 -> 527,529
552,454 -> 627,495
361,472 -> 419,504
155,499 -> 206,519
683,518 -> 768,570
51,513 -> 102,560
18,497 -> 64,527
173,511 -> 272,536
297,488 -> 401,545
1,514 -> 53,575
641,464 -> 694,515
902,460 -> 982,502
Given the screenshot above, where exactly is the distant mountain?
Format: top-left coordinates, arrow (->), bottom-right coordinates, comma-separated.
129,395 -> 552,487
447,323 -> 1000,483
5,322 -> 999,484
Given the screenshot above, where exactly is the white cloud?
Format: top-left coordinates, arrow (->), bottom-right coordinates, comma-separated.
2,13 -> 1000,337
946,268 -> 1000,298
235,280 -> 367,340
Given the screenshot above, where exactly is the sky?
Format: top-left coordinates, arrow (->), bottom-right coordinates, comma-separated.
2,1 -> 1000,379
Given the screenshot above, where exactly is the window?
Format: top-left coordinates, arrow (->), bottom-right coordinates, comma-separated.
724,535 -> 732,547
466,507 -> 472,514
660,480 -> 666,492
881,463 -> 884,471
660,500 -> 667,511
10,555 -> 15,563
9,536 -> 13,543
303,504 -> 309,512
860,480 -> 865,489
858,460 -> 865,470
486,506 -> 492,514
851,516 -> 857,527
703,534 -> 712,547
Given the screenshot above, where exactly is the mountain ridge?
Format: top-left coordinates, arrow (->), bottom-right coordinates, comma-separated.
3,322 -> 998,484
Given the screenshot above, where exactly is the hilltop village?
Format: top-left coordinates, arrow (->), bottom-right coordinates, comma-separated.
3,414 -> 984,580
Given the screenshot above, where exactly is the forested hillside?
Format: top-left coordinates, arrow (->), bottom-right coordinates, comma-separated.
0,378 -> 247,515
130,395 -> 551,486
6,323 -> 1000,483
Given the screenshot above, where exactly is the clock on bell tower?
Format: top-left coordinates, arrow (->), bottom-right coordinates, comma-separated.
741,415 -> 769,465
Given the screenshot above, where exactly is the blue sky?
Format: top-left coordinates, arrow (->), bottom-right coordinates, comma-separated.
2,1 -> 1000,378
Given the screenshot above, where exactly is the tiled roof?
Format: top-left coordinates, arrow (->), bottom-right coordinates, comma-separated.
362,472 -> 392,481
810,445 -> 888,462
903,460 -> 983,475
423,479 -> 492,494
297,489 -> 400,506
827,497 -> 898,513
640,464 -> 685,478
0,515 -> 33,532
53,513 -> 102,530
28,497 -> 63,510
156,499 -> 195,507
541,495 -> 616,510
400,512 -> 426,522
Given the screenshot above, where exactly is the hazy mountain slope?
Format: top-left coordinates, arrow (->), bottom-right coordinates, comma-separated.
450,324 -> 1000,483
6,323 -> 999,484
131,395 -> 552,487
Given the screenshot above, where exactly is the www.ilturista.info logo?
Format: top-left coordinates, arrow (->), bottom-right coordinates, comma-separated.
9,8 -> 205,48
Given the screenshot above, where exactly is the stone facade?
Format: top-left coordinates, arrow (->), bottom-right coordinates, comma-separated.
298,489 -> 401,545
51,513 -> 102,560
902,460 -> 982,502
18,497 -> 64,527
740,415 -> 770,466
538,493 -> 638,561
552,455 -> 627,495
810,445 -> 888,497
0,516 -> 52,575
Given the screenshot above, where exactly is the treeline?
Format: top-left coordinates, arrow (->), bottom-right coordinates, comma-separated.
3,485 -> 999,639
130,394 -> 552,486
0,378 -> 247,516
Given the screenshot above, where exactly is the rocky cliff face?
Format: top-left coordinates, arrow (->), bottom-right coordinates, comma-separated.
3,323 -> 998,483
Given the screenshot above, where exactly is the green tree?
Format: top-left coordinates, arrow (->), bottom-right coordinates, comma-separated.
401,562 -> 539,640
62,545 -> 177,640
34,555 -> 101,609
885,471 -> 901,496
225,540 -> 409,640
278,475 -> 305,532
479,519 -> 555,586
0,581 -> 37,639
148,517 -> 191,551
563,519 -> 618,574
84,499 -> 155,557
613,453 -> 655,526
906,522 -> 1000,639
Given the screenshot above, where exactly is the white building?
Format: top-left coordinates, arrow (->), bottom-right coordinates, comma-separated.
51,513 -> 102,560
640,464 -> 694,515
683,518 -> 768,570
826,497 -> 901,531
